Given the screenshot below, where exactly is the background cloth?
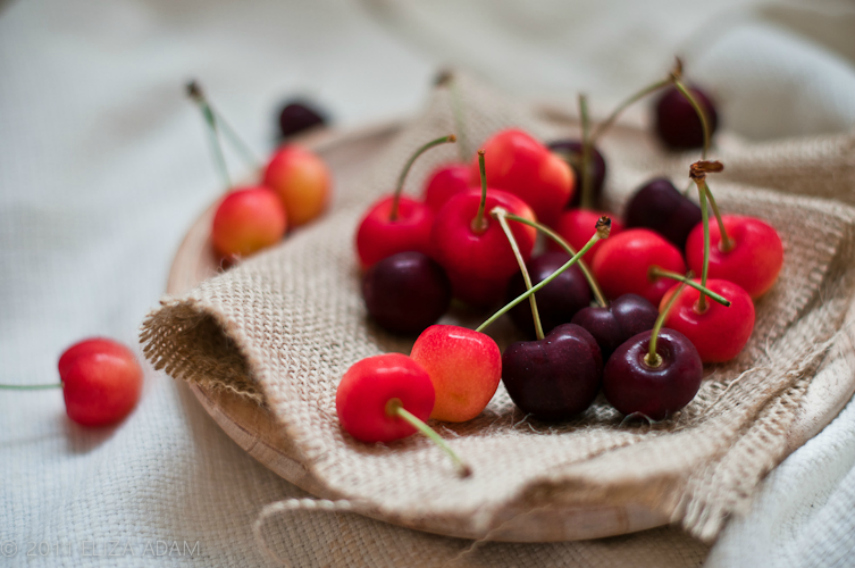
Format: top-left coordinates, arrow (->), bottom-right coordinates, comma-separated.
1,0 -> 854,566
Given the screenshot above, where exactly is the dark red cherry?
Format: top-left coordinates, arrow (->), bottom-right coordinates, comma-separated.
278,99 -> 327,139
362,252 -> 452,334
548,139 -> 607,208
501,323 -> 602,421
506,251 -> 592,338
624,177 -> 702,248
571,294 -> 658,360
654,85 -> 718,150
603,328 -> 702,420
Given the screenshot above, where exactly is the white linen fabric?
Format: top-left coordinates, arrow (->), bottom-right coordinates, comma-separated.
1,0 -> 853,567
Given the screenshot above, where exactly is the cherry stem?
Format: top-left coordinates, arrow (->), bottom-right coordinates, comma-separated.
493,207 -> 545,340
389,134 -> 456,221
386,399 -> 472,478
471,150 -> 489,233
703,183 -> 734,252
448,76 -> 470,162
591,78 -> 670,142
578,93 -> 594,210
502,212 -> 608,308
0,383 -> 62,390
187,81 -> 231,189
697,179 -> 710,312
671,79 -> 711,159
648,267 -> 730,306
476,217 -> 612,333
645,280 -> 688,368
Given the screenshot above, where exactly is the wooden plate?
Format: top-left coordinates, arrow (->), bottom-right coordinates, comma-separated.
166,113 -> 855,542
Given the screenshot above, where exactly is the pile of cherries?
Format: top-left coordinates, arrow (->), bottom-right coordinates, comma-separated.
337,65 -> 785,476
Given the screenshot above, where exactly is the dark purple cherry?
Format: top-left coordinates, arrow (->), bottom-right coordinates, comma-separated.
547,139 -> 607,208
624,177 -> 702,249
278,99 -> 327,139
362,252 -> 451,335
501,323 -> 602,421
506,252 -> 592,338
571,294 -> 658,360
654,85 -> 718,150
602,328 -> 702,420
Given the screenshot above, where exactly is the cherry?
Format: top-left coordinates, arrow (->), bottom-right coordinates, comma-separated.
571,294 -> 659,360
410,325 -> 501,423
263,145 -> 332,227
548,140 -> 606,209
506,251 -> 592,338
355,134 -> 456,269
551,208 -> 625,265
654,85 -> 718,151
277,99 -> 327,139
362,252 -> 451,334
211,187 -> 287,260
502,324 -> 603,421
592,229 -> 686,304
685,214 -> 784,299
624,177 -> 702,249
423,164 -> 471,213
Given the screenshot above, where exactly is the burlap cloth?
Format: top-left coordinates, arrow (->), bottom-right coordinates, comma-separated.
140,75 -> 855,550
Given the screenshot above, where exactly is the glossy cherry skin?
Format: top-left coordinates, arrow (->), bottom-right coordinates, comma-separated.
355,195 -> 433,269
571,294 -> 659,360
410,325 -> 501,422
550,208 -> 625,265
547,139 -> 607,208
654,85 -> 719,150
469,129 -> 574,226
661,279 -> 755,363
263,145 -> 332,227
278,100 -> 327,138
336,353 -> 434,443
211,186 -> 287,261
502,324 -> 603,421
362,252 -> 451,335
624,177 -> 702,249
603,328 -> 703,420
592,229 -> 687,304
506,251 -> 592,338
423,163 -> 471,213
58,338 -> 144,427
431,188 -> 537,303
685,215 -> 784,299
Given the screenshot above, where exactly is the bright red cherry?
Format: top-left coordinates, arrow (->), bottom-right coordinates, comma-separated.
550,208 -> 625,265
211,186 -> 287,261
685,215 -> 784,299
592,229 -> 686,304
469,129 -> 574,226
423,163 -> 471,213
661,279 -> 755,363
654,85 -> 719,151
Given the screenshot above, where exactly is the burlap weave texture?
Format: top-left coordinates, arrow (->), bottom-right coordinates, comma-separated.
141,75 -> 855,543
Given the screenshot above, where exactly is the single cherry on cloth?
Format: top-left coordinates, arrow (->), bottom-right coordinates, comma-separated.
551,208 -> 625,265
592,229 -> 686,305
624,177 -> 702,249
263,145 -> 332,228
277,99 -> 327,139
661,278 -> 755,363
685,214 -> 784,299
423,164 -> 471,213
469,129 -> 574,226
211,187 -> 287,261
654,84 -> 719,151
502,324 -> 603,421
355,134 -> 456,269
410,325 -> 501,423
362,252 -> 451,335
548,140 -> 607,209
571,294 -> 659,360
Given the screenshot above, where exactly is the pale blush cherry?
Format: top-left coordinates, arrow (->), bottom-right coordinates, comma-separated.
550,208 -> 625,265
211,186 -> 287,261
263,145 -> 332,227
423,164 -> 471,213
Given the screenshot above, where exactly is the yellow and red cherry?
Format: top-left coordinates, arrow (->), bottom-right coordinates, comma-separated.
263,145 -> 331,227
277,99 -> 327,139
624,177 -> 702,249
571,293 -> 659,360
660,278 -> 755,363
685,215 -> 784,299
469,129 -> 574,226
502,323 -> 603,421
362,252 -> 451,334
423,164 -> 471,213
654,85 -> 719,150
550,208 -> 625,265
548,139 -> 607,208
211,186 -> 287,261
592,229 -> 686,304
410,325 -> 501,423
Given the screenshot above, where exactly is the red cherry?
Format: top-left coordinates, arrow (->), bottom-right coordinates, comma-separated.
355,196 -> 434,269
469,129 -> 574,226
335,353 -> 434,443
211,186 -> 287,261
661,279 -> 755,363
423,163 -> 471,213
592,229 -> 686,305
550,208 -> 625,265
685,215 -> 784,299
58,338 -> 144,427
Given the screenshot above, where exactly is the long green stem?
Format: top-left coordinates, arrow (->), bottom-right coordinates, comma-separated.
672,79 -> 711,159
503,212 -> 608,308
390,134 -> 456,220
448,77 -> 470,162
0,383 -> 62,390
187,82 -> 231,189
471,150 -> 489,233
211,108 -> 261,171
591,79 -> 670,142
476,217 -> 611,333
578,93 -> 594,210
648,267 -> 730,306
703,184 -> 734,252
644,280 -> 688,368
388,400 -> 472,478
689,160 -> 725,313
494,208 -> 544,340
